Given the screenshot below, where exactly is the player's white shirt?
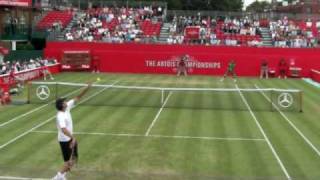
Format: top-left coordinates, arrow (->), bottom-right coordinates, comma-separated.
56,100 -> 75,142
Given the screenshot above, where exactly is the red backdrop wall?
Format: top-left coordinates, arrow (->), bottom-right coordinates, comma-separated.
45,42 -> 320,77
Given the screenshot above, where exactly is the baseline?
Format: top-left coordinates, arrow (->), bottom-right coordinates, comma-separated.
32,130 -> 266,142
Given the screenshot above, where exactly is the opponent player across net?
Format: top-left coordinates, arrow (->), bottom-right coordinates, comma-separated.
221,60 -> 237,82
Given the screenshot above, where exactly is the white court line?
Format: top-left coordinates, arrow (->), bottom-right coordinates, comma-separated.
32,130 -> 266,142
255,84 -> 320,158
0,81 -> 119,151
236,84 -> 291,180
0,87 -> 84,128
145,91 -> 172,136
0,176 -> 49,180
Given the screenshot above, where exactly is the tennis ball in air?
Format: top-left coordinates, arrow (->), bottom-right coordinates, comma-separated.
97,77 -> 101,82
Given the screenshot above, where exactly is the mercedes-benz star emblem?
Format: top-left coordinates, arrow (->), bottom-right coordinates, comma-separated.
36,85 -> 50,100
278,93 -> 294,108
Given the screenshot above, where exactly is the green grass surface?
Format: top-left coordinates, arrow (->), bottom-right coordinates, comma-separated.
0,72 -> 320,180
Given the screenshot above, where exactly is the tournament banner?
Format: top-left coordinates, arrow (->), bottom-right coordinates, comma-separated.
0,0 -> 32,7
45,42 -> 320,77
184,26 -> 200,40
145,55 -> 221,74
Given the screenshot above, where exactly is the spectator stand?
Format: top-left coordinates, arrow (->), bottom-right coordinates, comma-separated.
62,2 -> 166,43
36,6 -> 320,48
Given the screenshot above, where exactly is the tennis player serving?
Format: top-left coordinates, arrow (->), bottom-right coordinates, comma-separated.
52,82 -> 91,180
221,60 -> 237,82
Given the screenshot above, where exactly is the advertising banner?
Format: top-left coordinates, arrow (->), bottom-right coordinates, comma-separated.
45,42 -> 320,77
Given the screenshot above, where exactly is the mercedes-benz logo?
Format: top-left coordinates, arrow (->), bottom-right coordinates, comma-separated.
278,93 -> 294,108
36,85 -> 50,100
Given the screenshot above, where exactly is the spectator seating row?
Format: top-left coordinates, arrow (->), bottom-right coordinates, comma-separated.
140,20 -> 162,36
37,11 -> 73,30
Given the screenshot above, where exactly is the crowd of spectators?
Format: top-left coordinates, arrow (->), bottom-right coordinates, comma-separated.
166,15 -> 262,47
270,17 -> 319,48
65,6 -> 164,43
165,15 -> 320,48
36,5 -> 320,48
0,58 -> 57,75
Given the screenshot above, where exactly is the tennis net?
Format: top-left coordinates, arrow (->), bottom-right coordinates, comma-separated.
27,81 -> 303,112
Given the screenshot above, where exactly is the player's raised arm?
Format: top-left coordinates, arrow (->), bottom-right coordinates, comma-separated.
74,82 -> 92,102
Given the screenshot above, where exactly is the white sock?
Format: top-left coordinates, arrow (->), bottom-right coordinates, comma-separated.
58,172 -> 66,180
52,172 -> 61,180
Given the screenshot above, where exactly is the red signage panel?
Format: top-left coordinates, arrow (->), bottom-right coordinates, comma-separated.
184,26 -> 200,40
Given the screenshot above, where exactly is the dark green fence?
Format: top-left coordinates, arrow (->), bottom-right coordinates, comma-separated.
3,50 -> 43,62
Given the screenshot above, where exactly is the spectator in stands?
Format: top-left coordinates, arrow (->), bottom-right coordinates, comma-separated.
260,60 -> 269,79
199,27 -> 207,44
1,62 -> 8,75
11,17 -> 18,35
176,35 -> 184,44
4,16 -> 11,35
0,63 -> 4,74
28,60 -> 37,69
278,58 -> 288,79
167,35 -> 174,44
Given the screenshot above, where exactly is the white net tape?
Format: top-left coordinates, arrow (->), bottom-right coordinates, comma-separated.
31,81 -> 302,93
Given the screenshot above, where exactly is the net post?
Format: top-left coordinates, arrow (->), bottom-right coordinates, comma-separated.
27,81 -> 31,104
270,89 -> 274,112
299,90 -> 303,113
55,82 -> 58,100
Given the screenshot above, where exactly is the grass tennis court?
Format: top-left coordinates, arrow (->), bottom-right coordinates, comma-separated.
0,72 -> 320,180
